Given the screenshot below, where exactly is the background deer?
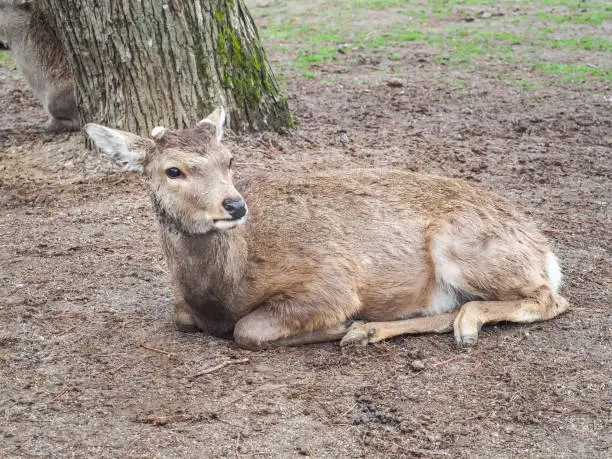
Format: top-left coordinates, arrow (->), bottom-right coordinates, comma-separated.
84,109 -> 569,349
0,1 -> 77,132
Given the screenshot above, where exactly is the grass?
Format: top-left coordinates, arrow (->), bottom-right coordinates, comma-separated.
362,29 -> 425,48
533,0 -> 612,11
539,11 -> 611,25
253,0 -> 611,87
294,45 -> 339,67
514,79 -> 543,91
535,62 -> 612,82
0,50 -> 15,67
550,36 -> 612,51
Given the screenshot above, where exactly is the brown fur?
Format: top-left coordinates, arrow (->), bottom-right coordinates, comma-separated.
0,1 -> 77,132
84,113 -> 569,349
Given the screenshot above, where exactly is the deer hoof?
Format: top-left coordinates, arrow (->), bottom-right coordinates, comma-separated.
172,309 -> 199,333
340,322 -> 374,347
340,329 -> 368,347
454,333 -> 478,346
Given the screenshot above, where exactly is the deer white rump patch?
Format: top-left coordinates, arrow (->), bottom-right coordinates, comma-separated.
547,251 -> 562,292
427,283 -> 459,315
431,239 -> 464,288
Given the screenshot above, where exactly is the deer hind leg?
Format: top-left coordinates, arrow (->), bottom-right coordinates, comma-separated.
453,289 -> 569,345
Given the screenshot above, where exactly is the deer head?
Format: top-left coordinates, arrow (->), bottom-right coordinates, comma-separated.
85,108 -> 247,235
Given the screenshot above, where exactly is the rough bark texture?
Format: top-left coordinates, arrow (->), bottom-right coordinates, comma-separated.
38,0 -> 291,135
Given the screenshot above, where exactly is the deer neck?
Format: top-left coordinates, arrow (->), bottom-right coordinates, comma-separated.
160,224 -> 249,324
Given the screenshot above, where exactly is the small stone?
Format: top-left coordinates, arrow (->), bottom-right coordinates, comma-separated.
386,78 -> 404,88
411,359 -> 425,371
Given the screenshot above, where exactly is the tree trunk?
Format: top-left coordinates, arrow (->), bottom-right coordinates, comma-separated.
38,0 -> 291,135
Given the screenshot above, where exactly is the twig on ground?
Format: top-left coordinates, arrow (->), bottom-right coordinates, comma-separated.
49,388 -> 70,403
49,385 -> 80,403
217,384 -> 287,410
134,414 -> 191,426
434,357 -> 458,367
104,363 -> 128,375
338,403 -> 358,419
91,362 -> 129,377
140,344 -> 176,356
55,313 -> 88,319
53,325 -> 76,335
187,358 -> 250,380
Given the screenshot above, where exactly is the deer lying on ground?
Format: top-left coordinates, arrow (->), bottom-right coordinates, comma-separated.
85,109 -> 569,349
0,1 -> 78,132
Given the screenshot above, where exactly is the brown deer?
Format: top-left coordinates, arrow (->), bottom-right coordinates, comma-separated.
0,1 -> 78,132
84,109 -> 569,349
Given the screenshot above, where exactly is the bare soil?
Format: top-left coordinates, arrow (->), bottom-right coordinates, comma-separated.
1,2 -> 610,458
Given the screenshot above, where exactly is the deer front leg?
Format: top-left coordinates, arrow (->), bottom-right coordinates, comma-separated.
339,313 -> 457,347
172,299 -> 199,332
233,308 -> 356,350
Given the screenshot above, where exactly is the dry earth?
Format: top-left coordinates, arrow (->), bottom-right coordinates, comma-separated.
0,1 -> 610,457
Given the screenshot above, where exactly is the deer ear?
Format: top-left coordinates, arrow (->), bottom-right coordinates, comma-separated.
198,107 -> 226,143
84,124 -> 152,172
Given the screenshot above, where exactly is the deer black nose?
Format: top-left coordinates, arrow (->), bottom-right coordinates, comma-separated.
222,199 -> 247,219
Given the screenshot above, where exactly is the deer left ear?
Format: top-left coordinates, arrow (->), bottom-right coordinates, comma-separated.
198,107 -> 226,143
84,124 -> 152,172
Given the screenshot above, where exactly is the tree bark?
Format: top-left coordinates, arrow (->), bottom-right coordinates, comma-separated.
38,0 -> 291,135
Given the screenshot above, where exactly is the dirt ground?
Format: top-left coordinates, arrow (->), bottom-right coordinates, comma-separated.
1,1 -> 610,458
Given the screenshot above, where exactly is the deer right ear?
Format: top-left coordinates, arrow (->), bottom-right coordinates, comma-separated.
84,124 -> 152,172
198,107 -> 226,143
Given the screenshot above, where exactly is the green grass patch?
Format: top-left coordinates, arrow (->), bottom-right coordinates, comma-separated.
430,31 -> 517,66
514,78 -> 543,91
0,50 -> 15,67
255,0 -> 610,86
295,45 -> 339,67
363,29 -> 425,48
430,0 -> 495,6
536,62 -> 611,82
538,11 -> 611,25
533,0 -> 612,11
352,0 -> 406,9
550,36 -> 612,51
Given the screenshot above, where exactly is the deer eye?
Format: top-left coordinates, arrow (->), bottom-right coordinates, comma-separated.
165,167 -> 183,178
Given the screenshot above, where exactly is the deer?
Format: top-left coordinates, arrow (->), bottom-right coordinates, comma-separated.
0,1 -> 78,132
84,108 -> 569,350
